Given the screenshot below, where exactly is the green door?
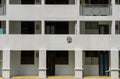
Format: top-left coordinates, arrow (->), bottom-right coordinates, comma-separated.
99,51 -> 109,76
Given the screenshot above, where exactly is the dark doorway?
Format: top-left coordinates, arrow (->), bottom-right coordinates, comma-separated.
99,51 -> 109,76
21,21 -> 35,34
47,51 -> 55,76
45,0 -> 68,4
21,51 -> 34,64
85,0 -> 109,4
99,25 -> 109,34
47,51 -> 69,76
21,0 -> 35,4
99,0 -> 109,4
45,22 -> 69,34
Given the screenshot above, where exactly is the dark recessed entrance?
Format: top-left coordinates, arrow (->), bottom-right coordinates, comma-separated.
21,0 -> 35,4
45,22 -> 69,34
85,51 -> 109,76
21,21 -> 35,34
99,51 -> 109,76
45,0 -> 69,4
47,51 -> 68,76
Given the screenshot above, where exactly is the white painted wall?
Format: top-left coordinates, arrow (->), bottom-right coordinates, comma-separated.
10,51 -> 39,76
11,51 -> 74,76
114,6 -> 120,19
7,5 -> 78,18
55,51 -> 74,75
83,51 -> 99,76
0,35 -> 115,50
84,65 -> 99,76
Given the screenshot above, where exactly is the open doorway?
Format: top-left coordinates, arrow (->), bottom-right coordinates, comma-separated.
45,22 -> 69,34
21,0 -> 35,4
21,21 -> 35,34
99,25 -> 109,34
45,0 -> 69,4
84,51 -> 109,76
47,51 -> 73,76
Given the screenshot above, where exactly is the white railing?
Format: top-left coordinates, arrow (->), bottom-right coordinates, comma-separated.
80,4 -> 112,16
0,4 -> 6,15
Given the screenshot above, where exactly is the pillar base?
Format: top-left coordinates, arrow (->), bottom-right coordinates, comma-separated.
75,68 -> 83,78
38,68 -> 46,78
110,69 -> 119,78
2,69 -> 10,78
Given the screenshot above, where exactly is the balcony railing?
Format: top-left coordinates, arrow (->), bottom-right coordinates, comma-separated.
0,4 -> 6,15
80,4 -> 112,16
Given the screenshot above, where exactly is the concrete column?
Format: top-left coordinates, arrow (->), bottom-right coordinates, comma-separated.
111,0 -> 115,6
75,21 -> 80,35
6,0 -> 9,15
41,21 -> 45,35
75,0 -> 80,5
6,0 -> 9,4
112,0 -> 115,16
6,20 -> 9,35
38,49 -> 46,78
76,0 -> 80,16
2,49 -> 10,78
110,48 -> 119,78
75,49 -> 83,78
41,0 -> 45,5
111,20 -> 115,35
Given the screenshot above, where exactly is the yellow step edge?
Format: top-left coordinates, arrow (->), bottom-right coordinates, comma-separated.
47,76 -> 75,78
12,76 -> 39,78
84,76 -> 111,78
12,76 -> 75,78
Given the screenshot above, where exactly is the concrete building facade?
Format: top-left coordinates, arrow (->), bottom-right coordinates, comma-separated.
0,0 -> 120,78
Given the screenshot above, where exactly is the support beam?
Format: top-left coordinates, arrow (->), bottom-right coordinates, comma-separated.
6,20 -> 9,35
111,20 -> 115,35
75,0 -> 80,5
75,49 -> 83,78
41,0 -> 45,5
6,0 -> 9,4
111,0 -> 115,5
112,0 -> 115,16
6,0 -> 9,15
75,0 -> 80,16
2,49 -> 10,78
75,21 -> 80,35
41,21 -> 45,35
39,49 -> 46,78
110,48 -> 119,78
